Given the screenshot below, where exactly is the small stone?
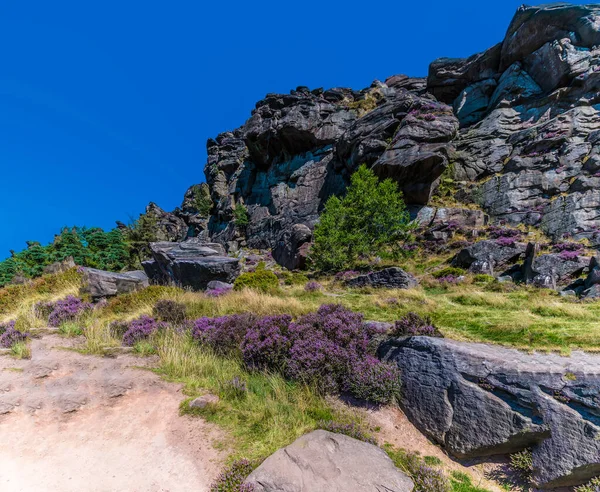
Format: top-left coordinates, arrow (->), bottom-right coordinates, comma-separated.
189,394 -> 219,410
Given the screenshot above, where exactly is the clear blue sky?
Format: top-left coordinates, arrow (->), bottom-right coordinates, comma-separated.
0,1 -> 586,259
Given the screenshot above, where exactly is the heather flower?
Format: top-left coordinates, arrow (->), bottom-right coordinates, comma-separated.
34,301 -> 55,319
210,459 -> 256,492
559,250 -> 580,261
487,226 -> 522,240
496,236 -> 516,247
334,270 -> 360,281
317,420 -> 377,445
48,296 -> 92,327
0,325 -> 28,348
393,312 -> 442,337
304,281 -> 322,292
437,275 -> 460,285
0,320 -> 15,335
206,286 -> 233,297
346,356 -> 401,404
241,315 -> 292,371
554,242 -> 584,253
192,313 -> 255,355
122,315 -> 165,346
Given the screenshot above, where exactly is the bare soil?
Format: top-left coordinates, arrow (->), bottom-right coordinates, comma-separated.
0,334 -> 226,492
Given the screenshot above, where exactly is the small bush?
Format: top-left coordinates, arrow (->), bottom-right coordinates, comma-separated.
210,459 -> 256,492
472,274 -> 494,284
48,296 -> 92,327
433,267 -> 465,279
109,320 -> 130,339
0,323 -> 29,348
280,271 -> 309,286
206,286 -> 233,297
317,420 -> 377,445
221,376 -> 248,400
304,281 -> 322,292
233,203 -> 250,228
192,313 -> 255,356
575,476 -> 600,492
392,312 -> 443,337
385,446 -> 451,492
153,299 -> 187,324
234,269 -> 280,294
346,356 -> 401,404
34,301 -> 55,319
241,315 -> 292,371
10,341 -> 31,359
122,315 -> 165,346
510,448 -> 533,482
133,340 -> 157,356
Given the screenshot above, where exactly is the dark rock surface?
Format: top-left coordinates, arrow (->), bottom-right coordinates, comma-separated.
379,336 -> 600,488
142,238 -> 240,290
245,430 -> 414,492
452,240 -> 527,274
202,80 -> 457,262
346,267 -> 418,289
429,4 -> 600,243
80,268 -> 149,300
145,203 -> 188,243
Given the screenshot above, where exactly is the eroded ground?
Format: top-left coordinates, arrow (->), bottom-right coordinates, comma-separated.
0,334 -> 226,492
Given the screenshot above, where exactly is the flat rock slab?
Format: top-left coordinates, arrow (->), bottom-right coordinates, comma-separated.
245,430 -> 414,492
346,267 -> 418,289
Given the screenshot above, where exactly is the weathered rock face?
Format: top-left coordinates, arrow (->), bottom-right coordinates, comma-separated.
80,268 -> 149,300
203,81 -> 457,260
142,238 -> 240,290
42,257 -> 76,275
379,336 -> 600,489
429,4 -> 600,243
346,267 -> 418,289
245,430 -> 414,492
452,239 -> 527,274
145,203 -> 188,243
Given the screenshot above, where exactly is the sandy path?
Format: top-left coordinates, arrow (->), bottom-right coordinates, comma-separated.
0,335 -> 225,492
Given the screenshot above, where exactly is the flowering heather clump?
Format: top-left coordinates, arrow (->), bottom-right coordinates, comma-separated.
317,420 -> 377,445
0,323 -> 28,348
0,320 -> 15,335
210,459 -> 255,492
346,356 -> 402,404
393,312 -> 442,338
48,296 -> 92,327
496,236 -> 516,247
487,225 -> 522,240
304,281 -> 322,292
334,270 -> 360,281
559,250 -> 580,261
205,286 -> 233,297
437,275 -> 460,285
242,315 -> 292,371
192,313 -> 255,356
554,242 -> 584,253
122,315 -> 165,347
411,462 -> 451,492
34,301 -> 55,320
153,299 -> 186,324
285,304 -> 367,392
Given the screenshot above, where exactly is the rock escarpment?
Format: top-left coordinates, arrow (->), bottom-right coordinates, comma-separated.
431,4 -> 600,245
379,336 -> 600,489
203,80 -> 458,255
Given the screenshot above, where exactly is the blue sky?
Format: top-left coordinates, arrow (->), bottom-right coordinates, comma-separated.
0,1 -> 586,259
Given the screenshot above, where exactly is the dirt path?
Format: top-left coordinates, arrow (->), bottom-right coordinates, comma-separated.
0,334 -> 226,492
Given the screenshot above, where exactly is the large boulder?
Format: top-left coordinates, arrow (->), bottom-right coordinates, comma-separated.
379,336 -> 600,489
80,268 -> 149,300
522,243 -> 590,288
42,257 -> 76,275
346,267 -> 418,289
245,430 -> 414,492
142,238 -> 240,290
452,239 -> 527,275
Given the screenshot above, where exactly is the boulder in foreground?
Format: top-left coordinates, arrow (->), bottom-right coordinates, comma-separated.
80,268 -> 149,300
245,430 -> 414,492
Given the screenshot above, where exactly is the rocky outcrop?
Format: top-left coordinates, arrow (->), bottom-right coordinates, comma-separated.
80,268 -> 149,300
346,267 -> 418,289
245,430 -> 414,492
142,238 -> 240,290
145,203 -> 188,243
429,4 -> 600,243
523,243 -> 590,288
379,336 -> 600,488
203,81 -> 457,261
42,257 -> 76,275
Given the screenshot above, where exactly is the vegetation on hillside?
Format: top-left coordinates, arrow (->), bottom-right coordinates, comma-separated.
309,165 -> 416,272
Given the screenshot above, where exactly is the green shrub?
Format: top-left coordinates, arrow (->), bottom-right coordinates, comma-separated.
280,271 -> 309,286
233,203 -> 250,228
510,449 -> 533,482
472,274 -> 494,284
433,267 -> 465,279
234,269 -> 280,293
309,165 -> 415,272
575,476 -> 600,492
192,184 -> 213,216
59,322 -> 83,337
